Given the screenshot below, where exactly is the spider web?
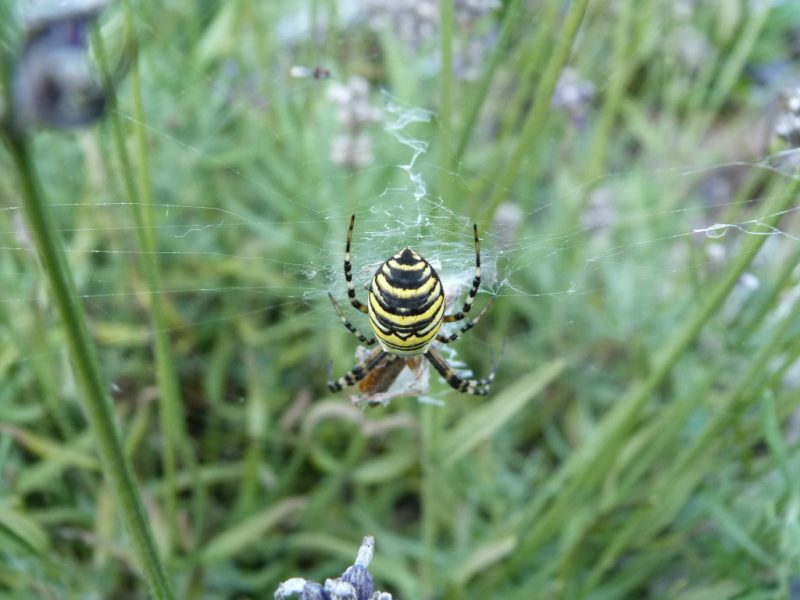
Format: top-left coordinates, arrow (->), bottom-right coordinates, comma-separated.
2,0 -> 800,407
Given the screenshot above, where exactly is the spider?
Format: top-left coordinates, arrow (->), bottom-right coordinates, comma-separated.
327,214 -> 497,396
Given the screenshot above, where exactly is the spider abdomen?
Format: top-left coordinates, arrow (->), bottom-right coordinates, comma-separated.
367,248 -> 444,355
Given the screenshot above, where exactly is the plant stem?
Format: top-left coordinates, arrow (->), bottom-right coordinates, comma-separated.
510,173 -> 800,572
92,11 -> 189,552
584,0 -> 633,184
5,131 -> 175,600
496,0 -> 561,145
685,2 -> 770,142
453,0 -> 523,167
481,0 -> 590,223
439,0 -> 454,209
420,403 -> 441,598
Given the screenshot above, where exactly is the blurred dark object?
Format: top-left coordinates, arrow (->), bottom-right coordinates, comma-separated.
5,0 -> 108,131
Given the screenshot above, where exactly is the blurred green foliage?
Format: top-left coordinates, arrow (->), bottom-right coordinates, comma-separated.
2,0 -> 800,598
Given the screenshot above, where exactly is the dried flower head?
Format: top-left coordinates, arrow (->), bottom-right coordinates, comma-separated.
365,0 -> 499,49
670,25 -> 711,72
331,134 -> 374,170
327,76 -> 382,131
364,0 -> 499,81
275,536 -> 392,600
581,186 -> 617,232
326,76 -> 382,170
551,67 -> 595,129
490,202 -> 523,251
773,86 -> 800,149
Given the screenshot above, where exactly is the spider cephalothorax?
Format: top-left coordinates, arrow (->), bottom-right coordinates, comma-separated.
328,214 -> 496,396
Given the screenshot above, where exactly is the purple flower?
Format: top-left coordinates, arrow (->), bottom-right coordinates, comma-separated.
275,536 -> 390,600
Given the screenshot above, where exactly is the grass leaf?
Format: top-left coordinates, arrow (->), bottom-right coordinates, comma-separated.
441,359 -> 565,467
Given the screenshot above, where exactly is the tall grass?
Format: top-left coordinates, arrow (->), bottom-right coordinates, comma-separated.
2,109 -> 175,600
2,1 -> 800,598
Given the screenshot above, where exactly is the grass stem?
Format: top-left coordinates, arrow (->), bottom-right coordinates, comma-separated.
92,11 -> 189,552
510,174 -> 800,571
481,0 -> 590,224
4,131 -> 175,600
439,0 -> 454,209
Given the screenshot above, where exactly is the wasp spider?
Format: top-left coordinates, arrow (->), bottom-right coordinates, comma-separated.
327,214 -> 496,396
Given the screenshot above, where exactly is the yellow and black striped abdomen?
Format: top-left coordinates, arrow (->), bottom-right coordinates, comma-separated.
368,248 -> 444,355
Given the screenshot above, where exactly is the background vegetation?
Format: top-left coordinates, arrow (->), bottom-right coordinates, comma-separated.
2,0 -> 800,598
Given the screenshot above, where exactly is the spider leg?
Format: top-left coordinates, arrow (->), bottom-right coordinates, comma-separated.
444,223 -> 482,323
328,346 -> 388,392
436,295 -> 495,344
425,346 -> 495,396
345,214 -> 368,314
328,292 -> 376,345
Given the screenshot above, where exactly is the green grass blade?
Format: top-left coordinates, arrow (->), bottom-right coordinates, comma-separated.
453,0 -> 523,167
451,534 -> 517,588
4,133 -> 175,600
441,359 -> 565,467
92,9 -> 190,552
704,496 -> 773,569
481,0 -> 590,222
199,497 -> 307,563
439,0 -> 454,207
0,505 -> 49,555
509,175 -> 800,572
